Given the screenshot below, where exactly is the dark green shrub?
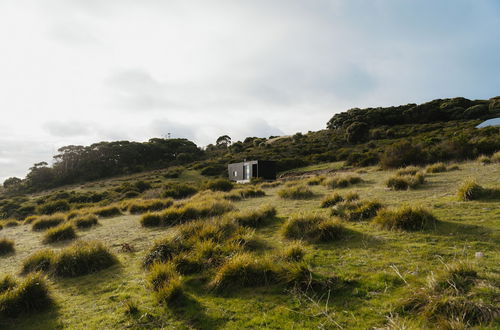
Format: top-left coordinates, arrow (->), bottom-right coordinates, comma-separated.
73,214 -> 98,229
31,215 -> 65,231
281,215 -> 345,242
162,184 -> 198,199
205,178 -> 234,192
380,141 -> 425,169
43,223 -> 77,244
200,164 -> 226,177
21,249 -> 55,274
37,200 -> 70,215
373,205 -> 437,231
278,185 -> 315,199
0,238 -> 14,256
93,206 -> 122,218
53,241 -> 118,277
0,273 -> 53,318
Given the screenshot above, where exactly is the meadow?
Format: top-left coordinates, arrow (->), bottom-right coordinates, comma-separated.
0,160 -> 499,329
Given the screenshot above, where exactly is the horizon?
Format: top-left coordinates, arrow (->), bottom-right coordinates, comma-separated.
1,1 -> 500,181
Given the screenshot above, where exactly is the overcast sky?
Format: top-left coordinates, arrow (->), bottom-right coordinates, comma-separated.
1,0 -> 499,181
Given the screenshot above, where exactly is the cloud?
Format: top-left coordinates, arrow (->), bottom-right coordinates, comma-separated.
43,121 -> 92,137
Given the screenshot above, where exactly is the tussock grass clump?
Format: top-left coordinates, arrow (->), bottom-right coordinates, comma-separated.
280,241 -> 306,262
226,205 -> 277,228
398,263 -> 497,327
31,215 -> 65,231
278,185 -> 315,199
128,198 -> 174,214
23,215 -> 38,224
457,179 -> 485,201
491,151 -> 500,163
3,220 -> 20,228
43,223 -> 77,244
21,249 -> 56,274
238,187 -> 265,198
155,276 -> 184,305
320,191 -> 359,208
53,241 -> 118,277
396,166 -> 420,176
307,176 -> 325,186
0,275 -> 16,294
92,205 -> 122,218
261,181 -> 281,189
143,236 -> 190,268
332,200 -> 383,221
147,262 -> 180,291
0,238 -> 15,256
0,224 -> 2,231
373,205 -> 437,231
281,214 -> 345,242
163,184 -> 198,199
37,199 -> 70,215
0,273 -> 53,318
205,178 -> 234,192
209,253 -> 281,291
425,162 -> 447,173
323,174 -> 362,189
73,214 -> 98,229
477,155 -> 491,165
386,172 -> 425,190
140,199 -> 234,227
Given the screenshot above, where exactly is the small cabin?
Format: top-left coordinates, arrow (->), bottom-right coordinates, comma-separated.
228,160 -> 276,183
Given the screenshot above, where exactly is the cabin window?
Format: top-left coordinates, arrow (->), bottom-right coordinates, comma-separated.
233,171 -> 237,177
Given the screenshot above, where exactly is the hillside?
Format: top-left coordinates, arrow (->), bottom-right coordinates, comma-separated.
0,157 -> 499,328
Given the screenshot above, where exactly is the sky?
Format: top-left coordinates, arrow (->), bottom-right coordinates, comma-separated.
0,0 -> 499,181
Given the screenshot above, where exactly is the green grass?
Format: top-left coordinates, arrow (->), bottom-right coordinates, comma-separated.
0,160 -> 499,329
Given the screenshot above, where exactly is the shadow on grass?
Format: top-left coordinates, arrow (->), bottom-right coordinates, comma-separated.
54,263 -> 124,295
433,220 -> 492,237
316,228 -> 385,250
167,293 -> 226,330
0,304 -> 61,330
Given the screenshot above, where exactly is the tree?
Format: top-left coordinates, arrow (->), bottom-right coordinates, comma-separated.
216,135 -> 231,148
3,177 -> 22,191
345,121 -> 369,143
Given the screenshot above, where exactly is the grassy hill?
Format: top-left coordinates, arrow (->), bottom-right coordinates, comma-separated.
1,157 -> 499,329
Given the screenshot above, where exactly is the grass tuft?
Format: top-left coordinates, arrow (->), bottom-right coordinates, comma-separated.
278,185 -> 315,199
73,214 -> 99,229
31,215 -> 65,231
42,223 -> 77,244
128,199 -> 174,214
280,241 -> 306,262
226,205 -> 277,228
21,250 -> 56,274
0,238 -> 15,256
425,162 -> 447,173
373,205 -> 437,231
332,200 -> 383,221
386,172 -> 425,190
457,179 -> 485,201
323,174 -> 362,189
281,214 -> 345,242
397,166 -> 420,176
92,205 -> 122,218
320,191 -> 359,208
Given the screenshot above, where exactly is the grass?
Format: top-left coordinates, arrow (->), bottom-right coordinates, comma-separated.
396,166 -> 420,176
163,184 -> 198,199
0,160 -> 498,329
457,178 -> 486,201
277,185 -> 315,199
128,198 -> 173,214
373,205 -> 438,231
386,172 -> 425,190
225,205 -> 277,228
21,249 -> 56,274
320,191 -> 359,208
491,150 -> 500,163
323,174 -> 362,189
425,162 -> 447,173
281,214 -> 345,242
331,200 -> 383,221
92,205 -> 122,218
0,273 -> 53,318
72,214 -> 99,229
42,223 -> 77,244
31,215 -> 65,231
0,239 -> 14,256
280,241 -> 306,262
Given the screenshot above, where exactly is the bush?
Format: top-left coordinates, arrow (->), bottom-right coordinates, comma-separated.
380,141 -> 424,169
457,179 -> 485,201
278,185 -> 315,199
205,179 -> 234,192
21,249 -> 56,274
37,199 -> 70,215
226,205 -> 277,228
0,273 -> 53,318
43,223 -> 77,244
425,162 -> 447,173
163,184 -> 198,199
93,206 -> 122,218
53,241 -> 118,277
386,173 -> 425,190
323,175 -> 362,189
0,238 -> 14,255
128,199 -> 174,214
373,205 -> 437,231
281,214 -> 345,242
332,200 -> 383,221
31,215 -> 65,231
209,253 -> 281,291
320,191 -> 359,208
73,214 -> 99,229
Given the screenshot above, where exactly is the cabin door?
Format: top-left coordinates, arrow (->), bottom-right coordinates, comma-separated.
243,165 -> 249,180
